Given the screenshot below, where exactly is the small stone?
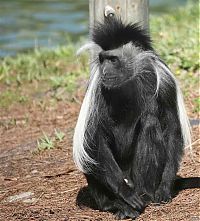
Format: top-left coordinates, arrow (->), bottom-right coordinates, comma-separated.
25,175 -> 31,178
7,192 -> 34,203
31,169 -> 38,174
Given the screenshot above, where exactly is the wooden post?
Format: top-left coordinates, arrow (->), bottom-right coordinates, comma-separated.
89,0 -> 149,30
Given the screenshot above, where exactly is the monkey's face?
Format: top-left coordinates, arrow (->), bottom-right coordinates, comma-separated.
98,43 -> 140,89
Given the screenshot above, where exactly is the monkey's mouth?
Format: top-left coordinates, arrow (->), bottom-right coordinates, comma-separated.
101,76 -> 124,89
104,76 -> 117,81
101,75 -> 117,86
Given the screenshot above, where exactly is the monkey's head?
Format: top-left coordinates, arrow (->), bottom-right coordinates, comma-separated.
98,43 -> 141,88
92,18 -> 152,89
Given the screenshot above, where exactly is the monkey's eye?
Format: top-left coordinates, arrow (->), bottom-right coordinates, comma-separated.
99,52 -> 119,64
109,56 -> 118,64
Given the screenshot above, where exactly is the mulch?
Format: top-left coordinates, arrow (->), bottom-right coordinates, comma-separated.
0,96 -> 199,221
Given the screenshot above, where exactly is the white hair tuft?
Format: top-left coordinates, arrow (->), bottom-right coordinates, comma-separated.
73,42 -> 102,173
73,65 -> 99,172
153,58 -> 192,149
73,45 -> 192,173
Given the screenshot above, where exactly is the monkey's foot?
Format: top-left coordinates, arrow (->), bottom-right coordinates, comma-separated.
154,187 -> 172,204
115,208 -> 140,220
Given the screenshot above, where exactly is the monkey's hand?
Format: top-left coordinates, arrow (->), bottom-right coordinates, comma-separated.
117,180 -> 145,212
115,207 -> 140,220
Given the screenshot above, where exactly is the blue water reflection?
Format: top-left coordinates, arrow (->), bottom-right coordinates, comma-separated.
0,0 -> 188,57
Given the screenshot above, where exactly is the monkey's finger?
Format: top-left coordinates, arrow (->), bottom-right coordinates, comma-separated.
124,195 -> 144,212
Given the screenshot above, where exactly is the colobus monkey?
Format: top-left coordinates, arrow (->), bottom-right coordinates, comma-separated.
73,17 -> 194,220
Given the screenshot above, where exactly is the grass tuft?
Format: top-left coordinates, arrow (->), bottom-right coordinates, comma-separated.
151,3 -> 199,72
0,3 -> 198,112
35,129 -> 65,153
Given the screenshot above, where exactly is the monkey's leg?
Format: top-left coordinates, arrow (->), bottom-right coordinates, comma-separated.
134,108 -> 167,200
154,162 -> 175,203
154,110 -> 184,203
85,174 -> 115,211
88,135 -> 145,215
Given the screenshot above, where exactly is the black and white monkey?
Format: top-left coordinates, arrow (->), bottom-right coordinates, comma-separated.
73,15 -> 196,220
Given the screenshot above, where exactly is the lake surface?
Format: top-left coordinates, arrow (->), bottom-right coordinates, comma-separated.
0,0 -> 188,57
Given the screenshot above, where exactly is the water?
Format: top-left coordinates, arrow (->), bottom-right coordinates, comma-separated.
0,0 -> 188,57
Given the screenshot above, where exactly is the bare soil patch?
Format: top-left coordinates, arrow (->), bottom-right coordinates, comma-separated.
0,97 -> 199,221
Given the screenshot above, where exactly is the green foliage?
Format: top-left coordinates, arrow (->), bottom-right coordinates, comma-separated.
151,3 -> 199,72
0,44 -> 88,108
0,90 -> 28,108
0,3 -> 198,111
193,97 -> 200,113
0,45 -> 80,84
35,129 -> 65,152
150,2 -> 199,107
54,129 -> 65,142
37,132 -> 54,151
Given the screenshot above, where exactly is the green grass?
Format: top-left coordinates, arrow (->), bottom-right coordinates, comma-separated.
0,2 -> 199,109
54,129 -> 65,142
150,2 -> 199,100
151,2 -> 199,72
35,129 -> 65,153
193,97 -> 200,113
0,44 -> 89,108
0,90 -> 28,108
37,132 -> 54,151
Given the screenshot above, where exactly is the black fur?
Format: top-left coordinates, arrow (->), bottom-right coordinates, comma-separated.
92,18 -> 153,51
76,18 -> 197,220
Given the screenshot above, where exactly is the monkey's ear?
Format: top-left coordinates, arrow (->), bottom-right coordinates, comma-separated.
76,42 -> 101,56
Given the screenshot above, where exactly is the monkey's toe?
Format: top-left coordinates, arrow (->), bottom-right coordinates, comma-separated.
115,209 -> 140,220
154,188 -> 172,204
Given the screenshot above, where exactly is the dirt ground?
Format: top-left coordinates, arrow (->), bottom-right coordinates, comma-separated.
0,95 -> 199,221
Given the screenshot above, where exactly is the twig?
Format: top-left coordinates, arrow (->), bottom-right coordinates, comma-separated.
185,138 -> 200,149
72,95 -> 82,105
43,169 -> 75,179
61,187 -> 79,194
31,192 -> 44,205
